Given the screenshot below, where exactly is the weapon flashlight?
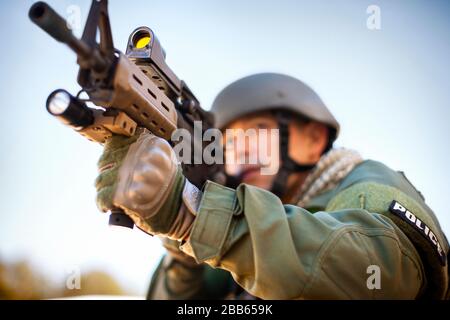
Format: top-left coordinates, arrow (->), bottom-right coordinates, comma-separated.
46,89 -> 94,129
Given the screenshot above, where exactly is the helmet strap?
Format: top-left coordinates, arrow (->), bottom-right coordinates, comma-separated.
270,112 -> 315,198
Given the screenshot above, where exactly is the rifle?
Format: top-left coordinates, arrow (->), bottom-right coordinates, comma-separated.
29,0 -> 224,230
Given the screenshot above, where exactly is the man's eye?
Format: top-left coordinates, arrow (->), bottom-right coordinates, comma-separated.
225,137 -> 235,146
255,122 -> 270,129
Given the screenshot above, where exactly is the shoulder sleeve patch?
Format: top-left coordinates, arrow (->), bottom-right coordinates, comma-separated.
389,200 -> 447,266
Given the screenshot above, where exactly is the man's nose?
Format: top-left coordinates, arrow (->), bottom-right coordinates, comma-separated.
238,138 -> 257,162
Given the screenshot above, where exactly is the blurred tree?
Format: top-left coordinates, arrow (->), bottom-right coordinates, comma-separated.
0,257 -> 127,299
62,270 -> 125,297
0,259 -> 53,299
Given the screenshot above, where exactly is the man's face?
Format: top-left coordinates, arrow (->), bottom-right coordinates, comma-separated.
223,111 -> 328,191
224,112 -> 280,190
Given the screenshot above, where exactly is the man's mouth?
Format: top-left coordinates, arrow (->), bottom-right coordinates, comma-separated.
240,166 -> 262,180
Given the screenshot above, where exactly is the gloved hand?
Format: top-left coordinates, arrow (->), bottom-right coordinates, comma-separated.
95,128 -> 200,240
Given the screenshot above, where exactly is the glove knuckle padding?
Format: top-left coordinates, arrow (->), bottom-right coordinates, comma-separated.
113,132 -> 178,219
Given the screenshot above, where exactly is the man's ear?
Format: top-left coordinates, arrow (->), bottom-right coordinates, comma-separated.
304,121 -> 329,157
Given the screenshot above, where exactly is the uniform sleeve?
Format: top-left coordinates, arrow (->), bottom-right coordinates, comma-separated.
179,181 -> 426,299
147,238 -> 234,300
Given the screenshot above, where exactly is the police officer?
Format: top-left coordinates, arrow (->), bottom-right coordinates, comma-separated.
95,73 -> 449,299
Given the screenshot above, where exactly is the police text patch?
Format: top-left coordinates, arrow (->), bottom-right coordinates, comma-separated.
389,200 -> 446,266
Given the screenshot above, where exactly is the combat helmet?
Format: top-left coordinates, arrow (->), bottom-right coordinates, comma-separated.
211,73 -> 340,197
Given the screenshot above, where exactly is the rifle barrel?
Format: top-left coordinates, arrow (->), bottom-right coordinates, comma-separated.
29,2 -> 107,71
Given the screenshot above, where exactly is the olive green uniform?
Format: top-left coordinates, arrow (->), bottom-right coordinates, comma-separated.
147,160 -> 449,299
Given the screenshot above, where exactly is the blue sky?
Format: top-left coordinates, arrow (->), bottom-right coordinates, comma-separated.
0,0 -> 449,295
